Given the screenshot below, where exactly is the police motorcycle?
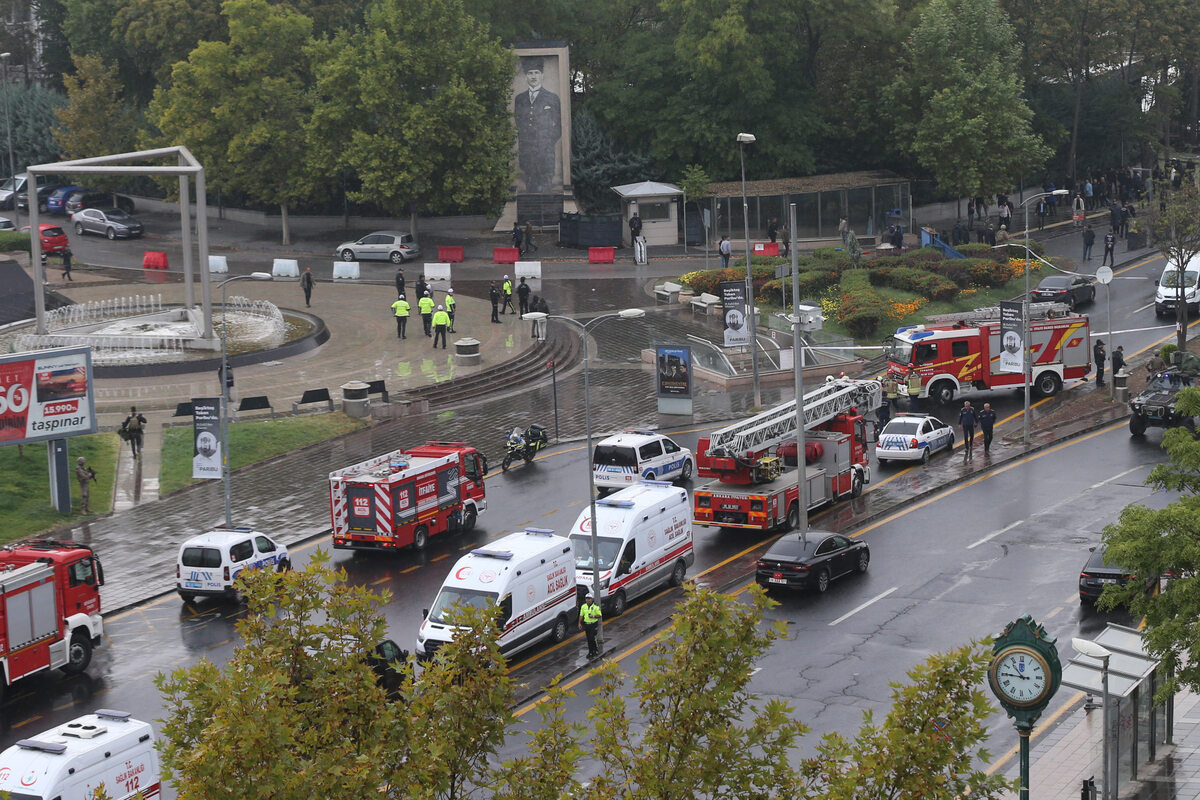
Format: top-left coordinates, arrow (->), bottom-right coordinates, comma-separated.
501,424 -> 550,471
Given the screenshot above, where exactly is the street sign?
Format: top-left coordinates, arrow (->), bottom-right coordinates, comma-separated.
1096,266 -> 1113,285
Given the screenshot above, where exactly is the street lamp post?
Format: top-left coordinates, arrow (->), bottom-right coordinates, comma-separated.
217,272 -> 272,527
1020,189 -> 1070,446
737,132 -> 762,408
1073,638 -> 1114,800
522,308 -> 645,653
0,53 -> 16,230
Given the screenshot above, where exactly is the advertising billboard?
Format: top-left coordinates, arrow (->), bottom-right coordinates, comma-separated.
720,280 -> 750,347
0,347 -> 97,445
656,346 -> 693,398
999,301 -> 1024,374
192,397 -> 221,480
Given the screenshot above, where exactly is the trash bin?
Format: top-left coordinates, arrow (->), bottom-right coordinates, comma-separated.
1114,369 -> 1130,404
341,380 -> 371,418
455,337 -> 481,368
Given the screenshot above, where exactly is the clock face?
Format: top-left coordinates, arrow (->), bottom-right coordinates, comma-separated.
992,646 -> 1051,706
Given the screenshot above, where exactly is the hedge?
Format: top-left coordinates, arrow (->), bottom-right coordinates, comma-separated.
0,231 -> 32,254
957,239 -> 1045,258
962,257 -> 1020,288
680,265 -> 777,297
760,270 -> 840,301
837,271 -> 892,337
868,267 -> 959,302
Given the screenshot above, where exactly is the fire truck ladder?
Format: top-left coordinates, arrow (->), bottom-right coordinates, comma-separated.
705,377 -> 882,458
923,302 -> 1070,326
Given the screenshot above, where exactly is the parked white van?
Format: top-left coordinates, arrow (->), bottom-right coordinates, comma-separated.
592,430 -> 694,493
0,709 -> 160,800
415,529 -> 576,660
1155,256 -> 1200,318
570,481 -> 693,616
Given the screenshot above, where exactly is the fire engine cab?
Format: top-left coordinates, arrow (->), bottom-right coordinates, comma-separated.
885,304 -> 1090,405
330,442 -> 487,551
0,539 -> 104,701
693,376 -> 880,531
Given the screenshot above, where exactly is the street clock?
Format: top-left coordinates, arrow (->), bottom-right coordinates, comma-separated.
988,614 -> 1062,725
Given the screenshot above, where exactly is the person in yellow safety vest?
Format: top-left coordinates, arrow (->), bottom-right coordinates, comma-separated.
906,372 -> 923,412
445,288 -> 456,332
501,275 -> 515,314
432,305 -> 451,349
578,592 -> 603,659
418,292 -> 435,337
390,294 -> 410,339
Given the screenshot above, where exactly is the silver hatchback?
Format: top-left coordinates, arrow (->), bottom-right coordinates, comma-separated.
334,231 -> 420,263
71,207 -> 144,239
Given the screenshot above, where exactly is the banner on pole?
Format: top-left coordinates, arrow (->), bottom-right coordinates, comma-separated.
999,301 -> 1024,374
720,280 -> 750,347
191,397 -> 221,479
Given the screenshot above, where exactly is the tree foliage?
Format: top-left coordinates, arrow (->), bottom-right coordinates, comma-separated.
53,54 -> 138,189
1,81 -> 68,172
1151,181 -> 1200,350
571,109 -> 654,214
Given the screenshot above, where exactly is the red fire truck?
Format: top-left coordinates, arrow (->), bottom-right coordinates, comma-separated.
884,304 -> 1091,405
329,442 -> 487,551
0,539 -> 104,701
693,377 -> 880,531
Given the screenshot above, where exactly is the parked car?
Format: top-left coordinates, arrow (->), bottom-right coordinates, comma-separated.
45,185 -> 83,214
876,413 -> 955,464
0,174 -> 62,210
65,190 -> 135,215
334,231 -> 420,263
72,207 -> 144,239
592,430 -> 694,493
1031,274 -> 1095,310
21,223 -> 69,254
176,527 -> 290,604
755,531 -> 869,593
16,183 -> 64,213
0,217 -> 15,231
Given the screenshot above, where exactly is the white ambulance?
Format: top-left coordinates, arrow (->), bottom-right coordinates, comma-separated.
0,709 -> 160,800
570,481 -> 693,616
415,529 -> 576,660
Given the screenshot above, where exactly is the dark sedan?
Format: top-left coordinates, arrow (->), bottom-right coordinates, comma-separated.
16,183 -> 64,213
755,531 -> 869,593
1078,546 -> 1135,605
1031,274 -> 1095,310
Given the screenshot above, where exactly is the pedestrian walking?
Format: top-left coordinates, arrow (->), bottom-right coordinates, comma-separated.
768,218 -> 779,243
838,217 -> 849,245
391,294 -> 409,339
1112,345 -> 1126,376
780,223 -> 790,257
121,406 -> 146,460
1036,199 -> 1047,231
511,222 -> 523,253
578,592 -> 602,658
489,282 -> 501,323
1094,339 -> 1107,387
418,292 -> 435,337
719,235 -> 732,269
1073,192 -> 1085,227
967,198 -> 976,230
300,267 -> 315,307
517,277 -> 531,315
445,288 -> 456,332
501,275 -> 515,314
523,220 -> 537,255
432,305 -> 450,349
61,249 -> 73,281
75,456 -> 95,514
959,401 -> 978,458
394,267 -> 405,297
978,403 -> 997,454
414,275 -> 428,305
1082,225 -> 1095,262
1101,228 -> 1116,267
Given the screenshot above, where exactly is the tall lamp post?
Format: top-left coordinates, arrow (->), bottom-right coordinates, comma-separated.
522,308 -> 645,650
1073,638 -> 1113,800
217,272 -> 272,527
737,132 -> 762,408
1019,188 -> 1069,445
0,53 -> 16,230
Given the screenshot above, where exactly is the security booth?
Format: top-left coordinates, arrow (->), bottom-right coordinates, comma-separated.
1061,624 -> 1172,798
612,181 -> 683,248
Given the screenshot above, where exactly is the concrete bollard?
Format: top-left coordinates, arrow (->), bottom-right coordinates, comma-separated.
1114,368 -> 1130,404
340,380 -> 371,418
454,337 -> 481,368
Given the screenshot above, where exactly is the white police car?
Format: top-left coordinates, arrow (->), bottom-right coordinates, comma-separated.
876,413 -> 955,464
176,527 -> 290,603
592,430 -> 694,492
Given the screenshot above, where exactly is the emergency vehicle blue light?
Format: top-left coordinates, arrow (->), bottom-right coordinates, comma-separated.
625,429 -> 656,436
16,739 -> 67,754
642,480 -> 672,486
471,547 -> 514,560
597,499 -> 636,508
895,325 -> 918,333
95,709 -> 132,721
909,331 -> 935,340
524,528 -> 555,536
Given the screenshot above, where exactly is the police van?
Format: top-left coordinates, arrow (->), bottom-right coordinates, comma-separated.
592,430 -> 694,493
570,481 -> 693,616
415,529 -> 576,660
0,709 -> 160,800
175,527 -> 290,604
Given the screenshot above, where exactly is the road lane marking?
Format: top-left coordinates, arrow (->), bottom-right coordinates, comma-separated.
1133,301 -> 1154,313
967,521 -> 1021,550
541,508 -> 558,516
400,565 -> 420,573
828,587 -> 897,626
1043,605 -> 1064,619
1091,465 -> 1143,489
371,577 -> 389,585
12,716 -> 42,729
985,691 -> 1084,775
431,554 -> 449,562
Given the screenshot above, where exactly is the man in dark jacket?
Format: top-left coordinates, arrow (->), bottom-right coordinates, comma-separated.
1094,339 -> 1107,387
1082,225 -> 1095,262
978,403 -> 997,454
517,277 -> 532,315
489,282 -> 501,323
958,401 -> 978,458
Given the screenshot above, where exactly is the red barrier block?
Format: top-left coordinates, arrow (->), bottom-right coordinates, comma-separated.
494,247 -> 519,264
753,242 -> 779,256
438,245 -> 465,263
589,247 -> 615,264
143,251 -> 169,270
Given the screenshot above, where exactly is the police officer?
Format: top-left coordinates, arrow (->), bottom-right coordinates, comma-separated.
1094,339 -> 1107,387
517,276 -> 532,315
418,291 -> 435,337
578,592 -> 602,659
414,274 -> 428,305
445,288 -> 456,332
906,372 -> 922,413
502,275 -> 515,314
489,282 -> 501,323
390,294 -> 410,339
432,305 -> 450,349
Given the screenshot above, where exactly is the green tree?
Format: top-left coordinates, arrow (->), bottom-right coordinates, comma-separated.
884,0 -> 1050,199
571,109 -> 654,214
1151,181 -> 1200,351
53,54 -> 139,191
307,0 -> 514,237
62,0 -> 158,105
113,0 -> 226,86
147,0 -> 316,244
32,0 -> 73,90
1,81 -> 68,172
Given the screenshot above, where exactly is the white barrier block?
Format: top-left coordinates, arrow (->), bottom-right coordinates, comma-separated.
332,261 -> 360,280
272,258 -> 300,277
208,255 -> 229,274
423,262 -> 453,282
515,260 -> 542,279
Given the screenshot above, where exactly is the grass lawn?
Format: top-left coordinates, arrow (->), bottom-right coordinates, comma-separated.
160,413 -> 370,496
0,433 -> 121,545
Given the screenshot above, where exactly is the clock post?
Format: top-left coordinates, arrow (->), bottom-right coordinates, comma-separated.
988,615 -> 1063,800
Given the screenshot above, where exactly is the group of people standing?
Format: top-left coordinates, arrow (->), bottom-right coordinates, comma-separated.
390,268 -> 455,348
